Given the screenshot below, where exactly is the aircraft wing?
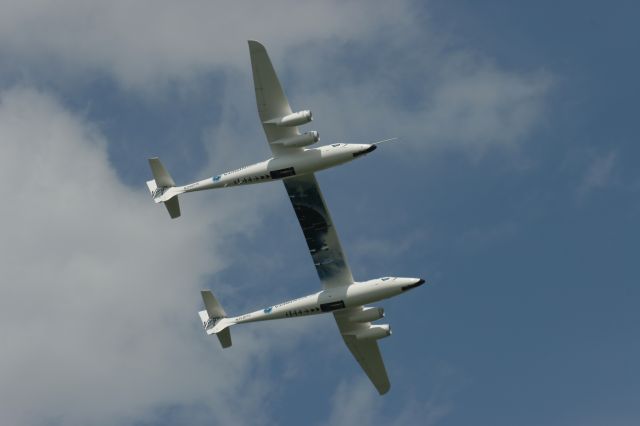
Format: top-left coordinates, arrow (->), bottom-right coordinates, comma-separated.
334,307 -> 391,395
248,40 -> 303,156
282,173 -> 354,288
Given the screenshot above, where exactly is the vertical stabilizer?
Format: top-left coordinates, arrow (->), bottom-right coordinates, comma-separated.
147,157 -> 182,219
199,290 -> 234,348
148,158 -> 176,187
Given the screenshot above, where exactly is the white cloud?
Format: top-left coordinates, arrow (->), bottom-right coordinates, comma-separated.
322,378 -> 453,426
0,0 -> 550,157
323,379 -> 378,426
454,221 -> 518,253
0,0 -> 411,90
579,150 -> 617,195
286,45 -> 551,158
0,2 -> 557,424
0,87 -> 307,426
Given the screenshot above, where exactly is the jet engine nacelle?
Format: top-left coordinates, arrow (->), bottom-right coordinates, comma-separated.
267,110 -> 313,127
272,131 -> 319,148
354,324 -> 391,341
348,307 -> 385,323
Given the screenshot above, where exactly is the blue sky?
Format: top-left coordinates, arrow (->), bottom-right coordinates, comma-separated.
1,1 -> 638,425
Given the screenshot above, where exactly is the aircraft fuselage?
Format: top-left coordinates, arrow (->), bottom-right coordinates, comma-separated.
180,143 -> 375,194
222,277 -> 425,326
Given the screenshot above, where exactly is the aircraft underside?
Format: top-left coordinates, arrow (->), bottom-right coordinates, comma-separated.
148,39 -> 425,395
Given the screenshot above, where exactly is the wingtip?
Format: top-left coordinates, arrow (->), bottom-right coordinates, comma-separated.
378,382 -> 391,395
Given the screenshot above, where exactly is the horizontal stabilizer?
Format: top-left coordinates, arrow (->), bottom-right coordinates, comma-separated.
216,327 -> 232,348
148,158 -> 175,188
202,290 -> 226,318
164,196 -> 181,219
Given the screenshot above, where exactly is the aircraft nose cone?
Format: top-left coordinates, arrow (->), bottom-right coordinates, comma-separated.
353,144 -> 377,157
401,278 -> 426,291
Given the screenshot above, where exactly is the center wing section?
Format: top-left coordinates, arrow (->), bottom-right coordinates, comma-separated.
282,173 -> 354,288
334,307 -> 391,395
248,40 -> 302,156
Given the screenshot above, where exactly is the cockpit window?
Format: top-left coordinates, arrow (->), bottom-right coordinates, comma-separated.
381,277 -> 391,281
331,143 -> 340,147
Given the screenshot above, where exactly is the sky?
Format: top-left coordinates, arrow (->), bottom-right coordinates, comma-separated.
0,1 -> 638,425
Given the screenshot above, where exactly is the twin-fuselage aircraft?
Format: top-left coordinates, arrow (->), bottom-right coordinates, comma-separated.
146,40 -> 426,395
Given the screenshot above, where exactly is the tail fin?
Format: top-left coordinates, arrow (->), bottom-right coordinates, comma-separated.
198,290 -> 234,348
146,157 -> 181,219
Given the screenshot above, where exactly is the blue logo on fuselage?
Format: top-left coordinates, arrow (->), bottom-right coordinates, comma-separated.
263,307 -> 273,314
213,175 -> 221,182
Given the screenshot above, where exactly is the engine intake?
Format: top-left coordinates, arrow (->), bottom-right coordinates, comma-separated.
348,307 -> 384,323
266,110 -> 312,127
272,131 -> 319,148
353,324 -> 391,341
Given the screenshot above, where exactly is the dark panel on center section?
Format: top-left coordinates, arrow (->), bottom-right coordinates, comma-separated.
282,174 -> 353,286
320,300 -> 346,312
270,167 -> 296,179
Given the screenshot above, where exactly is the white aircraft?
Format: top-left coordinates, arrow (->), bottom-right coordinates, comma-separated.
148,40 -> 425,395
146,40 -> 384,219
